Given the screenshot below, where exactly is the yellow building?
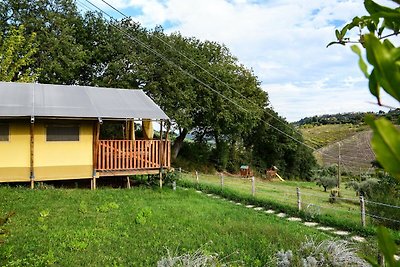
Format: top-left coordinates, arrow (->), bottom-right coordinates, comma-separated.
0,82 -> 170,187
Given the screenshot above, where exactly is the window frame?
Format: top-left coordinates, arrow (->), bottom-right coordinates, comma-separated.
46,124 -> 80,142
0,123 -> 10,142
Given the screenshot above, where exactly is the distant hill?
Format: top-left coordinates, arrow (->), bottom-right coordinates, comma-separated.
294,109 -> 400,126
299,124 -> 369,149
315,130 -> 375,174
296,109 -> 399,174
298,124 -> 374,173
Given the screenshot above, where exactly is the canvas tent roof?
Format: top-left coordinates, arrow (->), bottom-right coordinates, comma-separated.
0,82 -> 168,120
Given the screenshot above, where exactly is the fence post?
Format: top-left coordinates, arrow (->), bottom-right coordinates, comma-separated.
251,176 -> 255,196
360,195 -> 366,227
172,180 -> 176,191
220,173 -> 224,189
297,187 -> 301,211
196,171 -> 199,184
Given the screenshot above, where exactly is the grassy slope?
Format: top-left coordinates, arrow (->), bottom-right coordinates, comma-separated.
182,174 -> 363,228
0,187 -> 337,266
299,124 -> 374,173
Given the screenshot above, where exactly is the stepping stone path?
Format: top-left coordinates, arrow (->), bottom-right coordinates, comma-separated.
304,222 -> 318,227
197,189 -> 371,243
317,226 -> 335,231
287,217 -> 302,222
351,236 -> 366,243
333,230 -> 350,236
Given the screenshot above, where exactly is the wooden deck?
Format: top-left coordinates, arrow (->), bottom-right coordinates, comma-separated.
96,140 -> 170,176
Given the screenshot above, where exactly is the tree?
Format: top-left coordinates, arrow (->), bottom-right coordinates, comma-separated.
0,25 -> 38,82
1,0 -> 87,84
247,110 -> 316,179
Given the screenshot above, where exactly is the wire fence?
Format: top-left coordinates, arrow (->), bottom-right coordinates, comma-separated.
178,168 -> 400,229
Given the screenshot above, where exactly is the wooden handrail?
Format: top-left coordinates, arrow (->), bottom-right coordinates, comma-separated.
96,140 -> 170,171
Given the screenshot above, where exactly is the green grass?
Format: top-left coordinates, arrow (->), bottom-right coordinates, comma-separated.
0,186 -> 349,266
180,173 -> 400,240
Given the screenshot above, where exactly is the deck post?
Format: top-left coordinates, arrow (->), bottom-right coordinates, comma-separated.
91,121 -> 100,190
30,118 -> 35,189
91,170 -> 97,190
159,120 -> 164,188
127,176 -> 131,189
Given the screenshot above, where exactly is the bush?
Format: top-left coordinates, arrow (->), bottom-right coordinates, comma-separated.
345,178 -> 379,197
276,239 -> 369,267
367,175 -> 400,230
315,176 -> 337,192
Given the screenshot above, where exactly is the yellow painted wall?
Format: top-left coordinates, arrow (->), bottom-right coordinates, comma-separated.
34,121 -> 93,180
0,122 -> 30,181
0,120 -> 94,182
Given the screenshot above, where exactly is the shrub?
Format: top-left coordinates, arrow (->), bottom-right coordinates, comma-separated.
345,178 -> 379,197
276,239 -> 369,267
315,176 -> 337,192
367,175 -> 400,230
157,245 -> 239,267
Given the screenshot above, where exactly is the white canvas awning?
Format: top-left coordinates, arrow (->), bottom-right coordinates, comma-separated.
0,82 -> 169,120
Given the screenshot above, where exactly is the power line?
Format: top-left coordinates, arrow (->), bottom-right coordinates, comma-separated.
78,0 -> 377,168
82,0 -> 333,153
79,0 -> 249,113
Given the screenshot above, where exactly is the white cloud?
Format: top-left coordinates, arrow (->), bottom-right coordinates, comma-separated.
94,0 -> 399,121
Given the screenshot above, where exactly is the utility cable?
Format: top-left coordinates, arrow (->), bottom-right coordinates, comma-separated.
79,0 -> 340,159
78,0 -> 378,168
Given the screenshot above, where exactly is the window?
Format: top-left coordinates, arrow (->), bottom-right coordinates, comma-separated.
0,124 -> 9,141
46,125 -> 79,141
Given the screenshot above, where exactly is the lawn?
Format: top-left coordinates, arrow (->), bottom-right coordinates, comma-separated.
0,186 -> 352,266
180,173 -> 372,230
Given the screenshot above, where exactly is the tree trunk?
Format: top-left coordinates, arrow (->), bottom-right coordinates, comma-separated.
171,128 -> 188,161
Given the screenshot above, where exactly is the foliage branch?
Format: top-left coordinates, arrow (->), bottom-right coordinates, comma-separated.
330,0 -> 400,265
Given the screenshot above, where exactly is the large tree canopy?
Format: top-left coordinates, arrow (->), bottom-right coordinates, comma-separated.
0,0 -> 316,178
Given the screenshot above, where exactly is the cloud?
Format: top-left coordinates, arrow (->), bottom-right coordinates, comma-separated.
90,0 -> 399,121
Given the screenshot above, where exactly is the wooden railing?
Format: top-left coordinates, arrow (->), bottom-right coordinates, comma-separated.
96,140 -> 171,171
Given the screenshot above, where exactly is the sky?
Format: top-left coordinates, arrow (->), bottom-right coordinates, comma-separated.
84,0 -> 398,122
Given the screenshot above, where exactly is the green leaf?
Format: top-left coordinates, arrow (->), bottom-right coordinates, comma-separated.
366,116 -> 400,180
368,69 -> 380,103
326,41 -> 345,48
335,29 -> 341,40
340,25 -> 349,37
364,34 -> 400,102
365,0 -> 396,15
351,45 -> 369,78
376,227 -> 400,267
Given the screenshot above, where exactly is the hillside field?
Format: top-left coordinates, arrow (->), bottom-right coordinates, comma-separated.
298,124 -> 374,173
